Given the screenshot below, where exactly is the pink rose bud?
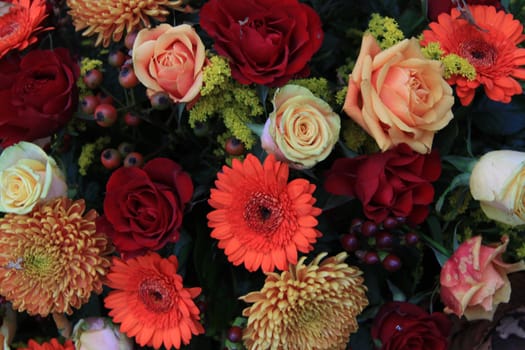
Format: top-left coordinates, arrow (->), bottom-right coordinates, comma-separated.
440,235 -> 525,320
72,317 -> 133,350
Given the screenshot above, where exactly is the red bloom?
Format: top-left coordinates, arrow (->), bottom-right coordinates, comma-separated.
98,158 -> 193,257
324,144 -> 441,224
0,48 -> 79,148
426,0 -> 502,22
371,302 -> 451,350
199,0 -> 324,87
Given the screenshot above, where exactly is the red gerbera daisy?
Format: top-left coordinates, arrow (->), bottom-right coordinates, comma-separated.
0,0 -> 51,59
104,252 -> 204,350
18,338 -> 74,350
421,5 -> 525,105
207,154 -> 322,273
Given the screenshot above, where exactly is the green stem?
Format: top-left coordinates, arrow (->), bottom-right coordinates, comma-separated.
420,233 -> 451,257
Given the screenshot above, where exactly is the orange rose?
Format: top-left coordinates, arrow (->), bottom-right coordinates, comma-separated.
440,235 -> 525,320
344,34 -> 454,154
132,24 -> 206,103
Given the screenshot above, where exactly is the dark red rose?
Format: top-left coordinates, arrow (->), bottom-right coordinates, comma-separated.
98,158 -> 194,257
0,48 -> 79,148
371,302 -> 451,350
427,0 -> 502,22
324,144 -> 441,224
199,0 -> 324,87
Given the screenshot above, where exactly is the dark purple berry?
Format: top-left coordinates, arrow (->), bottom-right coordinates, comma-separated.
405,232 -> 419,245
227,326 -> 243,343
382,217 -> 399,230
361,221 -> 378,237
382,254 -> 402,272
363,251 -> 379,264
350,218 -> 363,233
340,233 -> 359,252
375,231 -> 394,249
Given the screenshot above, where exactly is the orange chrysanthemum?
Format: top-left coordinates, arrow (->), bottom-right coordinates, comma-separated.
18,338 -> 75,350
66,0 -> 185,47
0,0 -> 50,58
0,197 -> 111,316
104,252 -> 204,350
421,5 -> 525,106
207,154 -> 322,273
240,252 -> 369,350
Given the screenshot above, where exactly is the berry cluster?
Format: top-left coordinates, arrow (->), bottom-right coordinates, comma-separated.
340,217 -> 419,272
100,142 -> 144,170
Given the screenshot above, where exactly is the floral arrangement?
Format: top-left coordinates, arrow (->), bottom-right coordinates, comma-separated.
3,0 -> 525,349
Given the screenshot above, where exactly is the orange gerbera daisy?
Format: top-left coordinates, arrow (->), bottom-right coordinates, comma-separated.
421,5 -> 525,106
66,0 -> 185,47
0,0 -> 50,59
104,252 -> 204,350
240,252 -> 369,350
18,338 -> 75,350
207,154 -> 322,273
0,197 -> 111,316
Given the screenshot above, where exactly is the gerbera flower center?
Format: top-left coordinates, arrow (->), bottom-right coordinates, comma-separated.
243,192 -> 284,234
459,38 -> 497,68
139,278 -> 174,313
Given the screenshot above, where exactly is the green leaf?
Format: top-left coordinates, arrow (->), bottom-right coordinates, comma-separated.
246,123 -> 264,137
442,156 -> 477,173
435,172 -> 471,213
386,280 -> 406,302
430,247 -> 449,267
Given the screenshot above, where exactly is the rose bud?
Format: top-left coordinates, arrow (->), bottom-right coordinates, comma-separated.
72,317 -> 133,350
440,235 -> 525,320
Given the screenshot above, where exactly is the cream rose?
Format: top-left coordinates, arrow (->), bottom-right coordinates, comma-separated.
261,84 -> 340,169
72,317 -> 133,350
469,150 -> 525,226
0,141 -> 67,214
440,236 -> 525,320
344,34 -> 454,154
132,23 -> 206,103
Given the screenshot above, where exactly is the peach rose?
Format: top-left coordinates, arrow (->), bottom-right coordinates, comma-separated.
0,141 -> 67,214
261,84 -> 340,169
440,235 -> 525,320
132,24 -> 205,103
344,34 -> 454,154
469,150 -> 525,226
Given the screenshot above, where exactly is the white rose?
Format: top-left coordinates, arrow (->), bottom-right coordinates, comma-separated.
72,317 -> 133,350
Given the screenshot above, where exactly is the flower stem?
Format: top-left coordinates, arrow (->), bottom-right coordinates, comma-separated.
52,312 -> 72,339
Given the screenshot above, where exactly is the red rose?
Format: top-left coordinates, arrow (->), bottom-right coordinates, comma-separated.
98,158 -> 194,256
371,302 -> 451,350
199,0 -> 324,87
427,0 -> 502,21
324,144 -> 441,224
0,48 -> 79,148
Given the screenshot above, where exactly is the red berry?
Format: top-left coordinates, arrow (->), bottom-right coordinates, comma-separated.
361,221 -> 378,237
125,30 -> 138,49
382,254 -> 402,272
340,233 -> 359,252
124,111 -> 142,126
363,251 -> 379,265
96,91 -> 114,105
123,152 -> 144,167
225,138 -> 245,156
350,218 -> 363,234
108,50 -> 127,67
405,232 -> 419,246
227,326 -> 243,343
80,95 -> 100,114
375,231 -> 394,249
94,103 -> 118,127
382,217 -> 399,230
83,69 -> 103,90
119,66 -> 139,88
117,142 -> 134,157
100,148 -> 122,169
150,91 -> 171,110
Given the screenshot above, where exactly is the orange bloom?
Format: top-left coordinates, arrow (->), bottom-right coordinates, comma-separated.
66,0 -> 185,47
240,252 -> 368,350
421,5 -> 525,106
104,252 -> 204,350
0,197 -> 111,316
18,339 -> 75,350
207,154 -> 322,272
0,0 -> 50,58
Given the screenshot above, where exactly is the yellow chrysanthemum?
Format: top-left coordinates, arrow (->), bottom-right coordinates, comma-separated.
66,0 -> 185,47
0,197 -> 112,316
240,252 -> 368,350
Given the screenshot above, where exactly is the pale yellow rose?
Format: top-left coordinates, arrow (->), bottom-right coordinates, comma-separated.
0,141 -> 67,214
133,23 -> 206,104
344,34 -> 454,154
72,317 -> 133,350
470,150 -> 525,226
261,84 -> 340,169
